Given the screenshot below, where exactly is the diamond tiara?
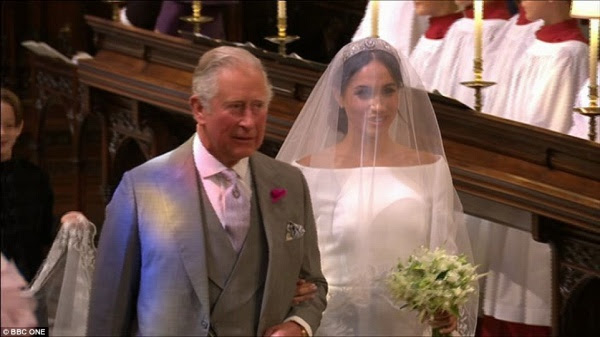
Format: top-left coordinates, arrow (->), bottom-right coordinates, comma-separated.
342,38 -> 394,61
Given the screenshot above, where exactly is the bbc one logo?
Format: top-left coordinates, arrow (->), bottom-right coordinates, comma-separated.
1,328 -> 48,336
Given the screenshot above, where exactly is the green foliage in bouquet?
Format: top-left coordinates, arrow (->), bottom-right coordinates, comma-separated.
387,246 -> 484,336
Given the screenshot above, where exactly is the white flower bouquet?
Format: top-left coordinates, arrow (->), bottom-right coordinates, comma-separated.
387,246 -> 483,337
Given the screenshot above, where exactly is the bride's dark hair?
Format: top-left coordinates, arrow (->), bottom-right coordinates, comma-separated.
337,50 -> 404,134
341,50 -> 404,93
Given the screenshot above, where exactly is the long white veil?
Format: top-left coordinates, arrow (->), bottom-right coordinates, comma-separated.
29,214 -> 96,336
277,37 -> 478,336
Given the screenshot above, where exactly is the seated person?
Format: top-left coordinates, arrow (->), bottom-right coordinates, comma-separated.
1,88 -> 55,283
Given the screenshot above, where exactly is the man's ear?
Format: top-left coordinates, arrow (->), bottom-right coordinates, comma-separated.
189,95 -> 206,125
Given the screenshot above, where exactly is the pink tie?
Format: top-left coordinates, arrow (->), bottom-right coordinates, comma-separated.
221,169 -> 250,252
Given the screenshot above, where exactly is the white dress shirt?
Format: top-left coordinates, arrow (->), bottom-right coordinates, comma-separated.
192,134 -> 312,335
193,134 -> 251,228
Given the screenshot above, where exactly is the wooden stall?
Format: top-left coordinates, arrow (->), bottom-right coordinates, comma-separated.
29,15 -> 600,336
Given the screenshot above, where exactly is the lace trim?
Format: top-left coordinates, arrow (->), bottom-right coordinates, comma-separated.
29,217 -> 97,293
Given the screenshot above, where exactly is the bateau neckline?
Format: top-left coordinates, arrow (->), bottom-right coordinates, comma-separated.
293,156 -> 443,170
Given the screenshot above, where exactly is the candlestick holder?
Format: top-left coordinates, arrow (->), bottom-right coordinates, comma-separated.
265,17 -> 300,56
569,1 -> 599,141
104,0 -> 125,22
574,84 -> 600,141
180,1 -> 213,35
461,57 -> 495,113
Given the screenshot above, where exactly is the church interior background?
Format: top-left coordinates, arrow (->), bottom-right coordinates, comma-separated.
1,1 -> 598,336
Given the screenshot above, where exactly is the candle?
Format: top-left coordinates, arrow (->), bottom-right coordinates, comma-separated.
590,19 -> 599,103
278,1 -> 286,19
473,0 -> 483,60
371,0 -> 379,37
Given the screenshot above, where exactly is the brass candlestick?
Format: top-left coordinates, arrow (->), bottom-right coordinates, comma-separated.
574,84 -> 600,141
569,1 -> 599,141
180,1 -> 213,35
265,13 -> 299,56
461,57 -> 495,113
104,0 -> 125,22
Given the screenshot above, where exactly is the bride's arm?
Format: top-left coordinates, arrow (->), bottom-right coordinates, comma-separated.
429,160 -> 460,253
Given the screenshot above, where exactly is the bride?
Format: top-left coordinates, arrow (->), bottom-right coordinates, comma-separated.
278,37 -> 478,336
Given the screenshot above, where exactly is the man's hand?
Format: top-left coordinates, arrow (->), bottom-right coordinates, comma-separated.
264,321 -> 306,337
427,311 -> 457,334
292,279 -> 317,305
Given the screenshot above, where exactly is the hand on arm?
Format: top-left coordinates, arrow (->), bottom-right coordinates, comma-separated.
292,279 -> 317,305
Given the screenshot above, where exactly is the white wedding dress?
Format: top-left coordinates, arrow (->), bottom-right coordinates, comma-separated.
296,157 -> 466,336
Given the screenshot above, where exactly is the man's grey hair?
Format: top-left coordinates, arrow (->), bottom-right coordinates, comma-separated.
191,46 -> 273,109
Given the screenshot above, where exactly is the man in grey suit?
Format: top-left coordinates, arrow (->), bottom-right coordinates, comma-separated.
87,46 -> 327,336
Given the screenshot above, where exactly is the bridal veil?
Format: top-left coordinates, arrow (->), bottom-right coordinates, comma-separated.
277,37 -> 478,336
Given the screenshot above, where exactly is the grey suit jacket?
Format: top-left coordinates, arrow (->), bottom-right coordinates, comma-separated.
87,137 -> 327,336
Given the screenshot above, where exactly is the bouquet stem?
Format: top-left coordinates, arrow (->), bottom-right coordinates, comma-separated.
432,327 -> 451,337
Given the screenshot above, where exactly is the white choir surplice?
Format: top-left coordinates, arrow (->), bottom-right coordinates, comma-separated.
483,225 -> 554,326
482,22 -> 589,328
465,16 -> 543,323
569,70 -> 600,142
429,17 -> 508,108
484,14 -> 543,117
352,0 -> 427,57
410,13 -> 463,92
410,37 -> 445,92
501,39 -> 588,133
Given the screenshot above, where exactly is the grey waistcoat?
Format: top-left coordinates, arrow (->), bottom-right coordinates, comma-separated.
200,183 -> 268,337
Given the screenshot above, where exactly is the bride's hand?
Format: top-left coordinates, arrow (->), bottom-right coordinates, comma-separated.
292,279 -> 317,305
428,311 -> 457,334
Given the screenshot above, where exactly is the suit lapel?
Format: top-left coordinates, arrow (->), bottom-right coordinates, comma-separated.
250,154 -> 290,333
168,138 -> 211,315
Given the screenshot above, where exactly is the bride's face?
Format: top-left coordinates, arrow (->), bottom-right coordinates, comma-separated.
339,60 -> 399,139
